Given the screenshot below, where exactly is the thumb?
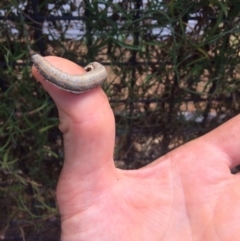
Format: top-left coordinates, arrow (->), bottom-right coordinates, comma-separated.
32,56 -> 118,210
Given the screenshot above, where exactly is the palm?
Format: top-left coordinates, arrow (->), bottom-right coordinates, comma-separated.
32,57 -> 240,241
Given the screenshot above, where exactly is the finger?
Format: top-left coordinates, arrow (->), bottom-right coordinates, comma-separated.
202,114 -> 240,169
32,56 -> 118,193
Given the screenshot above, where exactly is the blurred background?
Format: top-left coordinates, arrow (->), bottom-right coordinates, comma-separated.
0,0 -> 240,240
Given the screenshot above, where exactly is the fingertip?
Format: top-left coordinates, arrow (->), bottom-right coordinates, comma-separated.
31,55 -> 87,98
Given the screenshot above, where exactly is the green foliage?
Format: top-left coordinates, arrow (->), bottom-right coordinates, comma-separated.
1,0 -> 240,239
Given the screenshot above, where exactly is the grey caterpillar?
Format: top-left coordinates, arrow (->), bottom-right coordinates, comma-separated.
31,54 -> 107,94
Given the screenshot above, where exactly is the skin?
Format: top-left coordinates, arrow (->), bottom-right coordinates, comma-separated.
32,56 -> 240,241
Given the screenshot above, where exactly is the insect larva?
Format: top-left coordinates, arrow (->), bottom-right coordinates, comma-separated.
31,54 -> 107,94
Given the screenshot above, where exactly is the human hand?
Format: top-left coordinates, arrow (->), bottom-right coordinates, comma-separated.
32,56 -> 240,241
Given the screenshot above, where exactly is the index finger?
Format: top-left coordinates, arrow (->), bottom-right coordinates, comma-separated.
202,114 -> 240,169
